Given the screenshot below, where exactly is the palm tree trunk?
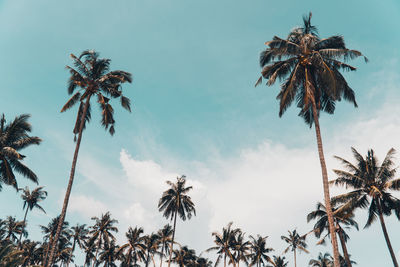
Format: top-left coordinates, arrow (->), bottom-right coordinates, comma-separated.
19,207 -> 29,246
224,254 -> 226,267
92,240 -> 101,267
310,97 -> 341,267
151,254 -> 157,267
337,227 -> 352,267
66,240 -> 76,267
293,249 -> 296,267
44,236 -> 53,267
167,211 -> 177,267
146,250 -> 151,267
160,244 -> 165,267
47,96 -> 91,267
378,202 -> 399,267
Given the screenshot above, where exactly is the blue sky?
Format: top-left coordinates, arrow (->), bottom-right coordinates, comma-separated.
1,0 -> 400,266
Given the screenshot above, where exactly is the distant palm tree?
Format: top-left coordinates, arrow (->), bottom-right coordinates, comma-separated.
266,256 -> 288,267
172,246 -> 197,267
255,13 -> 366,267
309,252 -> 333,267
281,230 -> 308,267
248,235 -> 273,267
307,202 -> 358,267
157,224 -> 173,267
88,212 -> 118,267
20,240 -> 42,266
158,175 -> 196,267
195,256 -> 213,267
232,232 -> 250,267
0,114 -> 41,190
207,222 -> 239,267
66,224 -> 88,267
48,50 -> 132,267
330,147 -> 400,267
19,186 -> 47,245
143,233 -> 160,267
98,240 -> 120,267
119,226 -> 147,266
3,216 -> 26,243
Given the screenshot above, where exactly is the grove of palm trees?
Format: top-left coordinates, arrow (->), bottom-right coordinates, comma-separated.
1,1 -> 399,267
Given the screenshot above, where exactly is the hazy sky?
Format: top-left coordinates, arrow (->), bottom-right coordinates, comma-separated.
1,0 -> 400,266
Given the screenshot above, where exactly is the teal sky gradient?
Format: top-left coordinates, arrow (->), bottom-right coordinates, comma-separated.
1,0 -> 400,266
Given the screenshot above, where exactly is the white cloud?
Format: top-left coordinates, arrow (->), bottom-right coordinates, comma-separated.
69,195 -> 108,218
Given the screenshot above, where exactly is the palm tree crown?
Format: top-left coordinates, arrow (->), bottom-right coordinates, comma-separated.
248,235 -> 273,267
0,114 -> 41,190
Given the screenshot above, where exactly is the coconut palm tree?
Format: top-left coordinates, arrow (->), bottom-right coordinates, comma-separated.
255,13 -> 366,267
88,212 -> 118,267
207,222 -> 239,267
281,230 -> 308,267
48,50 -> 132,267
157,224 -> 173,267
195,256 -> 213,267
3,216 -> 26,243
0,114 -> 41,190
266,256 -> 288,267
307,202 -> 358,267
66,223 -> 88,267
309,253 -> 333,267
232,232 -> 250,267
19,186 -> 47,245
119,226 -> 147,266
98,240 -> 120,267
330,147 -> 400,267
248,235 -> 274,267
158,175 -> 196,267
172,246 -> 197,267
143,233 -> 160,267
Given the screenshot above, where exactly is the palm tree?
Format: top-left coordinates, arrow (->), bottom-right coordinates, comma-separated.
48,50 -> 132,267
309,253 -> 333,267
98,240 -> 120,267
157,224 -> 173,267
232,232 -> 250,267
195,256 -> 213,267
158,175 -> 196,267
207,222 -> 239,267
255,13 -> 366,267
0,114 -> 41,190
66,223 -> 88,267
330,147 -> 400,267
307,202 -> 358,267
3,216 -> 26,243
172,246 -> 197,267
19,186 -> 47,245
119,226 -> 147,266
88,212 -> 118,267
143,233 -> 160,267
248,235 -> 273,267
281,230 -> 308,267
266,256 -> 288,267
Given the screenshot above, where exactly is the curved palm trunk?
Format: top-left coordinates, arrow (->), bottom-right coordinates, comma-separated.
378,202 -> 399,267
66,240 -> 76,267
159,243 -> 165,267
310,98 -> 341,267
337,227 -> 352,267
146,250 -> 151,267
293,249 -> 296,267
92,239 -> 102,267
47,96 -> 91,267
224,254 -> 226,267
167,212 -> 177,267
19,207 -> 29,246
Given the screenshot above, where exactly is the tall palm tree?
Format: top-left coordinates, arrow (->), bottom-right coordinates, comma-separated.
248,235 -> 273,267
3,216 -> 26,243
309,253 -> 333,267
98,240 -> 120,267
266,256 -> 288,267
66,223 -> 88,267
48,50 -> 132,267
255,13 -> 366,267
19,186 -> 47,245
281,230 -> 308,267
232,232 -> 250,267
157,224 -> 173,267
158,175 -> 196,267
207,222 -> 239,267
88,212 -> 118,267
143,233 -> 160,267
119,226 -> 147,266
330,147 -> 400,267
307,202 -> 358,267
0,114 -> 41,190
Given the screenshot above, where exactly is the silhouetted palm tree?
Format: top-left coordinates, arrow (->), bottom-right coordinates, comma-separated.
157,224 -> 173,267
266,256 -> 288,267
98,240 -> 120,267
281,230 -> 308,267
330,147 -> 400,267
119,226 -> 147,266
172,246 -> 196,267
232,232 -> 250,267
0,114 -> 41,190
3,216 -> 26,243
19,186 -> 47,245
248,235 -> 273,267
307,202 -> 358,267
143,233 -> 160,267
255,13 -> 366,267
158,175 -> 196,267
309,252 -> 333,267
207,222 -> 239,267
66,223 -> 88,267
48,50 -> 132,267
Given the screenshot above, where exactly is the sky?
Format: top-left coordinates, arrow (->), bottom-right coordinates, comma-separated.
0,0 -> 400,266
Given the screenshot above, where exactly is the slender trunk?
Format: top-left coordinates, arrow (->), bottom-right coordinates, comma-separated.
19,207 -> 29,246
160,243 -> 165,267
167,212 -> 177,267
151,254 -> 156,267
378,201 -> 399,267
224,254 -> 226,267
310,97 -> 341,267
146,250 -> 150,267
47,96 -> 91,267
66,240 -> 76,267
92,239 -> 102,267
337,227 -> 352,267
44,236 -> 53,267
293,249 -> 296,267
